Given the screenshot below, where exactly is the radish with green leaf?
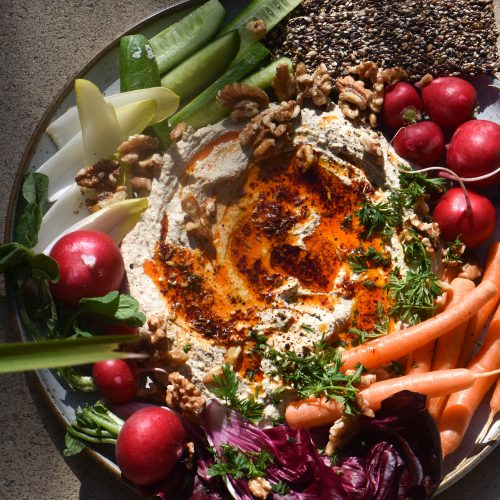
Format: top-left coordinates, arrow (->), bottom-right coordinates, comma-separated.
382,81 -> 423,128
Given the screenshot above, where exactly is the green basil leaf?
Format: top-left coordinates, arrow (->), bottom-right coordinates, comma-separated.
79,291 -> 146,326
0,242 -> 31,273
15,173 -> 49,248
29,253 -> 59,283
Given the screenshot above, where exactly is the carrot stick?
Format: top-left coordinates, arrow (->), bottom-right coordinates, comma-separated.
439,305 -> 500,457
427,278 -> 475,420
341,280 -> 497,372
474,376 -> 500,445
405,341 -> 435,374
459,242 -> 500,367
285,368 -> 500,429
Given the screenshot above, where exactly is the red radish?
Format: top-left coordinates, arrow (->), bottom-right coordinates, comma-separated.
49,230 -> 125,306
92,359 -> 139,404
433,187 -> 496,248
447,120 -> 500,187
116,407 -> 185,485
382,82 -> 423,128
393,122 -> 445,167
421,77 -> 477,129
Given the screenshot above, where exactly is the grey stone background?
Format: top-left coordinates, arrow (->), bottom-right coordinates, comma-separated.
0,1 -> 498,499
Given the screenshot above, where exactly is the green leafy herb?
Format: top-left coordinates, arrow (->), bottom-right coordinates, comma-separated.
271,480 -> 291,495
355,201 -> 401,239
388,361 -> 404,376
300,324 -> 315,333
401,229 -> 433,272
347,246 -> 391,274
207,444 -> 273,480
443,236 -> 465,265
265,340 -> 364,415
14,173 -> 49,248
63,291 -> 146,337
388,268 -> 442,324
210,364 -> 264,423
64,401 -> 124,456
397,171 -> 446,207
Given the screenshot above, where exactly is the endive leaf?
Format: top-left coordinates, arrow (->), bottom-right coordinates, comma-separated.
46,87 -> 179,149
115,99 -> 156,138
36,196 -> 148,254
75,79 -> 123,166
39,99 -> 159,202
0,335 -> 144,374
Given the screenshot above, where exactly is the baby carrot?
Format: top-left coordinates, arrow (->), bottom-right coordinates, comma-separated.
428,278 -> 475,420
474,376 -> 500,445
459,242 -> 500,367
405,341 -> 434,375
285,368 -> 498,429
341,280 -> 497,372
439,304 -> 500,457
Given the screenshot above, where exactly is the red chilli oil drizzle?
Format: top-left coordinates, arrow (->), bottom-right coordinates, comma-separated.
144,145 -> 395,358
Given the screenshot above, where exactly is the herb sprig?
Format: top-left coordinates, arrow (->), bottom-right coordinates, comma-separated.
347,246 -> 391,274
210,364 -> 264,423
265,339 -> 364,415
207,444 -> 273,480
388,268 -> 442,325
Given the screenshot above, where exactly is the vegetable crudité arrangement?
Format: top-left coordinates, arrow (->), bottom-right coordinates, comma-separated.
2,0 -> 500,498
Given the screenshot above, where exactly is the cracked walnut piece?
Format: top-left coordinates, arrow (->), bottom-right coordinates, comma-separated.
336,61 -> 407,127
181,191 -> 215,242
166,372 -> 205,418
248,477 -> 272,499
295,62 -> 332,107
239,100 -> 300,160
75,158 -> 121,190
217,83 -> 270,122
272,63 -> 296,102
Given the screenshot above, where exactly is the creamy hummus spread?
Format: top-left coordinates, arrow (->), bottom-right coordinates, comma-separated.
121,105 -> 407,396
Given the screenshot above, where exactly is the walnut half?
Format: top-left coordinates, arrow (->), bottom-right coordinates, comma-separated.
217,83 -> 269,122
166,372 -> 206,419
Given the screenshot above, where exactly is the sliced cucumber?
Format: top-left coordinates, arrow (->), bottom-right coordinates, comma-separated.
120,35 -> 160,92
119,35 -> 160,92
150,0 -> 226,75
160,31 -> 239,102
176,57 -> 293,131
241,56 -> 292,88
168,42 -> 270,130
218,0 -> 303,37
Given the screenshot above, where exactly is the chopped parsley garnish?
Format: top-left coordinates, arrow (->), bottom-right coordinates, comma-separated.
207,444 -> 273,480
271,480 -> 291,495
265,339 -> 364,415
355,200 -> 401,239
210,364 -> 264,423
347,246 -> 391,274
387,268 -> 442,325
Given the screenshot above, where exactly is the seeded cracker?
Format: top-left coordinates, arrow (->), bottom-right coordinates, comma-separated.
266,0 -> 499,81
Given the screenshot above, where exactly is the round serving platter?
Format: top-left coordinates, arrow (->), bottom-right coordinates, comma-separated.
4,0 -> 500,497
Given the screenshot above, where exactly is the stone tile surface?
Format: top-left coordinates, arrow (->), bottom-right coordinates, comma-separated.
0,1 -> 498,499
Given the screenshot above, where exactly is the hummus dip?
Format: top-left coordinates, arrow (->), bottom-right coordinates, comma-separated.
121,104 -> 407,396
